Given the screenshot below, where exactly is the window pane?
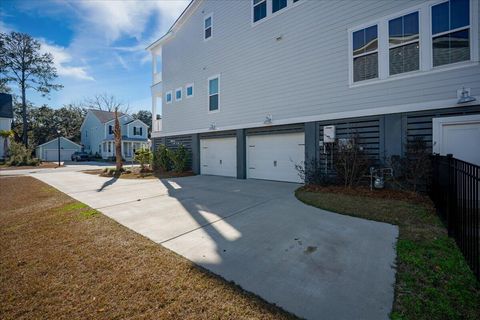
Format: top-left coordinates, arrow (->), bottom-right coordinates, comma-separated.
166,93 -> 171,102
389,16 -> 403,46
353,53 -> 378,82
390,12 -> 418,46
353,29 -> 365,56
205,27 -> 211,39
450,29 -> 470,64
272,0 -> 287,13
205,17 -> 211,28
432,1 -> 449,34
433,29 -> 470,66
451,0 -> 469,30
209,94 -> 219,111
365,25 -> 378,53
187,86 -> 193,96
253,1 -> 267,22
176,90 -> 181,99
209,78 -> 218,95
389,42 -> 419,75
403,12 -> 419,41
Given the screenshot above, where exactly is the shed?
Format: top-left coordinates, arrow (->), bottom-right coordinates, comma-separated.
36,137 -> 82,161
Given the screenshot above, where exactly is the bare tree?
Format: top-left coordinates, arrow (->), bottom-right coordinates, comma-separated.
114,107 -> 123,173
0,32 -> 62,147
84,93 -> 129,113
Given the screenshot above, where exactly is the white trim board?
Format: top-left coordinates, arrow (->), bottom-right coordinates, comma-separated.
153,97 -> 479,138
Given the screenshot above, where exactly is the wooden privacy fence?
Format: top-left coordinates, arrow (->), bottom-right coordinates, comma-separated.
430,154 -> 479,281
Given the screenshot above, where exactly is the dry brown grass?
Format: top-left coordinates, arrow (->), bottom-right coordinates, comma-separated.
0,176 -> 297,320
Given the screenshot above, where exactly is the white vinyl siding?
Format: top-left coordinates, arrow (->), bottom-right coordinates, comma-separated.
159,0 -> 479,135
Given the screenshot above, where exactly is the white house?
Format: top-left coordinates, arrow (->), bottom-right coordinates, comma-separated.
80,109 -> 149,160
35,137 -> 82,161
0,93 -> 13,160
148,0 -> 480,182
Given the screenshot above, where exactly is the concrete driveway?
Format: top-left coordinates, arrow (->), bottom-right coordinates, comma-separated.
32,172 -> 398,320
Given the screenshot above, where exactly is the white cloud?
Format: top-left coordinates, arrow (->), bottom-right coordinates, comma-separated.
74,0 -> 189,43
40,41 -> 95,81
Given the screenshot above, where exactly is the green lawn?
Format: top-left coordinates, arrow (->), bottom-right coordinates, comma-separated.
296,186 -> 479,320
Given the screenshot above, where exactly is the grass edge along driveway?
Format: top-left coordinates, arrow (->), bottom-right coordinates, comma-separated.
0,176 -> 298,320
295,186 -> 479,320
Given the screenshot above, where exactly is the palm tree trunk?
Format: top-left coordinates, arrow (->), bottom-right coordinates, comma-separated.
114,108 -> 123,173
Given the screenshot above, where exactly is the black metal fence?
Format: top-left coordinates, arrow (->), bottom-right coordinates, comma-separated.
430,154 -> 479,281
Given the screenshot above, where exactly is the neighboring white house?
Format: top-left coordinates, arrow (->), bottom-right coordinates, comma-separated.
148,0 -> 480,181
0,93 -> 13,160
35,137 -> 82,162
80,109 -> 149,160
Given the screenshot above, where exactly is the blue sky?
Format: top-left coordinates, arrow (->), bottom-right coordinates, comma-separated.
1,0 -> 190,113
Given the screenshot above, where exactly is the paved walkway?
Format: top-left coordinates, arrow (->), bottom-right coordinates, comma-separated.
32,172 -> 398,320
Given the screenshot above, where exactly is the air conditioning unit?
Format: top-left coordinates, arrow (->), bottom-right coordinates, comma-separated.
323,125 -> 336,143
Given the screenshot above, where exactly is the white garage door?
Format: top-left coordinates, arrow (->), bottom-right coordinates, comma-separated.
44,149 -> 76,161
433,115 -> 480,166
247,132 -> 304,183
200,137 -> 237,177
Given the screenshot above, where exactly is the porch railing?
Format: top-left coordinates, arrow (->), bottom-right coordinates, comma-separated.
430,154 -> 479,280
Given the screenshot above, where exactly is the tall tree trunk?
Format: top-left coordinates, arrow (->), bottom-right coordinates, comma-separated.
114,108 -> 123,173
21,80 -> 27,148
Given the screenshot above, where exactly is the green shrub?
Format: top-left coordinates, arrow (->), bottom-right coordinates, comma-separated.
171,144 -> 189,173
153,144 -> 172,172
134,148 -> 153,172
6,141 -> 39,166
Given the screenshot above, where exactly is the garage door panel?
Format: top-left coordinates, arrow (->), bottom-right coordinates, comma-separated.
247,133 -> 304,183
200,138 -> 236,177
44,149 -> 76,161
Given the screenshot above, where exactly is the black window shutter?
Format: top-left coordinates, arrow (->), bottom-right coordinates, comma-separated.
140,127 -> 143,135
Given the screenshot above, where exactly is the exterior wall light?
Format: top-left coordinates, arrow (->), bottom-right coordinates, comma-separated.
457,87 -> 476,104
264,114 -> 273,124
209,122 -> 216,130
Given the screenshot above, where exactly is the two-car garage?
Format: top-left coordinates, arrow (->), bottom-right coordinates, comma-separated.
200,130 -> 304,183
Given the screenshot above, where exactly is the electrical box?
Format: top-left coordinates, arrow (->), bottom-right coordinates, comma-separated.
323,125 -> 336,143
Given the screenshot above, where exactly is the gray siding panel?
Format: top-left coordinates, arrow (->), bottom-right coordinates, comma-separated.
160,0 -> 480,135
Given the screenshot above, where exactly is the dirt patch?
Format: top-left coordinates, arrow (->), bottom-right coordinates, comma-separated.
0,176 -> 297,320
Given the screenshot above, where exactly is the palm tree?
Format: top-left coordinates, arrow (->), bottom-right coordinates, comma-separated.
113,107 -> 123,174
0,130 -> 14,159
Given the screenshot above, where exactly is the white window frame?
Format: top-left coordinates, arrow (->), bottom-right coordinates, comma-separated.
175,87 -> 182,102
204,13 -> 213,41
387,9 -> 422,77
208,74 -> 220,113
348,0 -> 478,87
430,0 -> 473,69
251,0 -> 304,27
350,23 -> 380,84
165,91 -> 172,104
186,83 -> 194,98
